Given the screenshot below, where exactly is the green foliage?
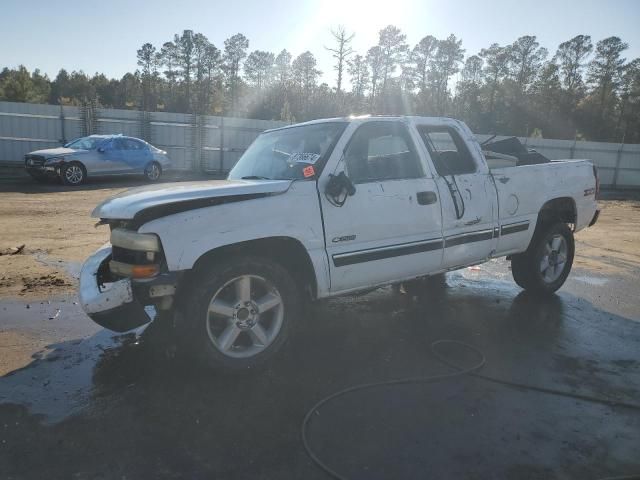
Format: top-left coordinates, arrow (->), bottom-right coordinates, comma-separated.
1,27 -> 638,142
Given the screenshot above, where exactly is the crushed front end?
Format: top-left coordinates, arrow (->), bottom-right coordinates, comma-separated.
79,221 -> 178,332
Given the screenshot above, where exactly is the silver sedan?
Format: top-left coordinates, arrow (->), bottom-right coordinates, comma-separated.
24,135 -> 172,185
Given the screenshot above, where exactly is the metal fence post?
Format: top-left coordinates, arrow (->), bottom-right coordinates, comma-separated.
219,116 -> 225,173
59,105 -> 66,145
612,143 -> 625,187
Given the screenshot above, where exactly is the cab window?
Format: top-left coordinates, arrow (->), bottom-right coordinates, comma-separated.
418,127 -> 476,176
344,122 -> 423,184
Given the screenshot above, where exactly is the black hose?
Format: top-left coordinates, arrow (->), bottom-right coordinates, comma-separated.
301,340 -> 640,480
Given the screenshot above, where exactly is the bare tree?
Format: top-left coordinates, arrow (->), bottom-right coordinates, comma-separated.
325,26 -> 354,93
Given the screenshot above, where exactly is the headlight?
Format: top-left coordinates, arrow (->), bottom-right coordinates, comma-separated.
109,229 -> 162,279
110,228 -> 160,252
45,156 -> 65,165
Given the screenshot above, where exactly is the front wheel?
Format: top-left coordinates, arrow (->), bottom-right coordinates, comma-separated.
61,162 -> 86,186
144,161 -> 162,182
511,222 -> 575,294
180,256 -> 299,372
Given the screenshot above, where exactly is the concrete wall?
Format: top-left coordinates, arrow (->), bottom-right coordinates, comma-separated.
1,101 -> 639,187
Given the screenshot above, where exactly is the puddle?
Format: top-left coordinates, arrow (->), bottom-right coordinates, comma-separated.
0,295 -> 156,424
572,275 -> 609,286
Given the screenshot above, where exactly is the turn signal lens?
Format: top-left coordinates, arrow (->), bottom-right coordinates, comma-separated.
131,264 -> 160,279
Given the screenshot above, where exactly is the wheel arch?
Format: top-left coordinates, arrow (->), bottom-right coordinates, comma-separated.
185,236 -> 319,300
537,197 -> 577,228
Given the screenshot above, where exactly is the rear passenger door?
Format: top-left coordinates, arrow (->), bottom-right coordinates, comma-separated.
120,138 -> 152,172
321,120 -> 444,293
417,125 -> 498,269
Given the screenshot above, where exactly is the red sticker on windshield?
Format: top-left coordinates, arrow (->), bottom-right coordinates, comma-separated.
303,165 -> 315,178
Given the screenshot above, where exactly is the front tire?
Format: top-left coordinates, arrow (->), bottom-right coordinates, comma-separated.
144,161 -> 162,182
511,222 -> 574,294
61,162 -> 86,186
180,255 -> 299,372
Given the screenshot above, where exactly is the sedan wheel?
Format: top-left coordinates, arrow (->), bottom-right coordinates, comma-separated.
145,162 -> 161,182
62,163 -> 85,185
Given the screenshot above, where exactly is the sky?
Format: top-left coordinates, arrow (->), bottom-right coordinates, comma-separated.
2,0 -> 639,87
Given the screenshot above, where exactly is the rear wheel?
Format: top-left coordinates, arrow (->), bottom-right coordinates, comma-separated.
511,222 -> 574,294
144,161 -> 162,182
61,162 -> 86,186
180,255 -> 299,372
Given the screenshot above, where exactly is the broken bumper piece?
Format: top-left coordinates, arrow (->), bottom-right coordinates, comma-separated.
79,244 -> 151,332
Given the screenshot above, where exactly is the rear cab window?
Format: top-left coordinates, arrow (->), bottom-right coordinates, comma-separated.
418,127 -> 477,176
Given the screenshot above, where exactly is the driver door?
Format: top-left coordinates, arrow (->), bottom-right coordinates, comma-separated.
320,120 -> 444,293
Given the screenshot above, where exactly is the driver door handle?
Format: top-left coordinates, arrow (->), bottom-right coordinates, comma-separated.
416,191 -> 438,205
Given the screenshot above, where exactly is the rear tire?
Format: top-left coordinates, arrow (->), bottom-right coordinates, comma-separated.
179,255 -> 300,373
511,222 -> 574,294
61,162 -> 86,186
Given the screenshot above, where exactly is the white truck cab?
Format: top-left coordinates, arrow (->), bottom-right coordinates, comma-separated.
80,116 -> 600,371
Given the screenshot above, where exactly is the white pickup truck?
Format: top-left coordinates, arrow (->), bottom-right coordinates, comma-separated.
80,116 -> 600,371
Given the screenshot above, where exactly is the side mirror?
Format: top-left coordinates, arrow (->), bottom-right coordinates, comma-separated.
326,171 -> 356,198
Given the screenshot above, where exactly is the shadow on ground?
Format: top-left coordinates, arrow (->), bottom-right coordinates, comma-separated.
0,171 -> 220,194
1,275 -> 639,479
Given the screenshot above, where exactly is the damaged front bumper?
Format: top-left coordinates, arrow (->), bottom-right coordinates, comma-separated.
79,244 -> 152,332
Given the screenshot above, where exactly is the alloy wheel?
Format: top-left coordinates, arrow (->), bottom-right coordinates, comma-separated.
65,165 -> 84,184
205,275 -> 284,358
539,234 -> 568,283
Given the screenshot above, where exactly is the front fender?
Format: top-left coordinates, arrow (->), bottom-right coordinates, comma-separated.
138,181 -> 331,296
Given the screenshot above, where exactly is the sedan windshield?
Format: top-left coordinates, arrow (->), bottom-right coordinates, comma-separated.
228,122 -> 347,181
65,136 -> 107,150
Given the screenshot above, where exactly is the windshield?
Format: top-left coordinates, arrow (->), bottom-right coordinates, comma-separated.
65,136 -> 107,150
228,122 -> 347,180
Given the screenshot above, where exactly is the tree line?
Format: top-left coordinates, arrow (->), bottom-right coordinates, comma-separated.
1,26 -> 639,143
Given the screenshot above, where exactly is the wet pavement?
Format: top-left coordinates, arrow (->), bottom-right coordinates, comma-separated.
1,260 -> 639,479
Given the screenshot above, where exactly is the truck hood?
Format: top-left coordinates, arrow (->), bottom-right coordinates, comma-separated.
28,147 -> 79,157
92,179 -> 293,220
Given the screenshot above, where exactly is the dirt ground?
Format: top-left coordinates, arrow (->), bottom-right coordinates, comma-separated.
0,181 -> 133,298
0,179 -> 638,299
1,179 -> 640,479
